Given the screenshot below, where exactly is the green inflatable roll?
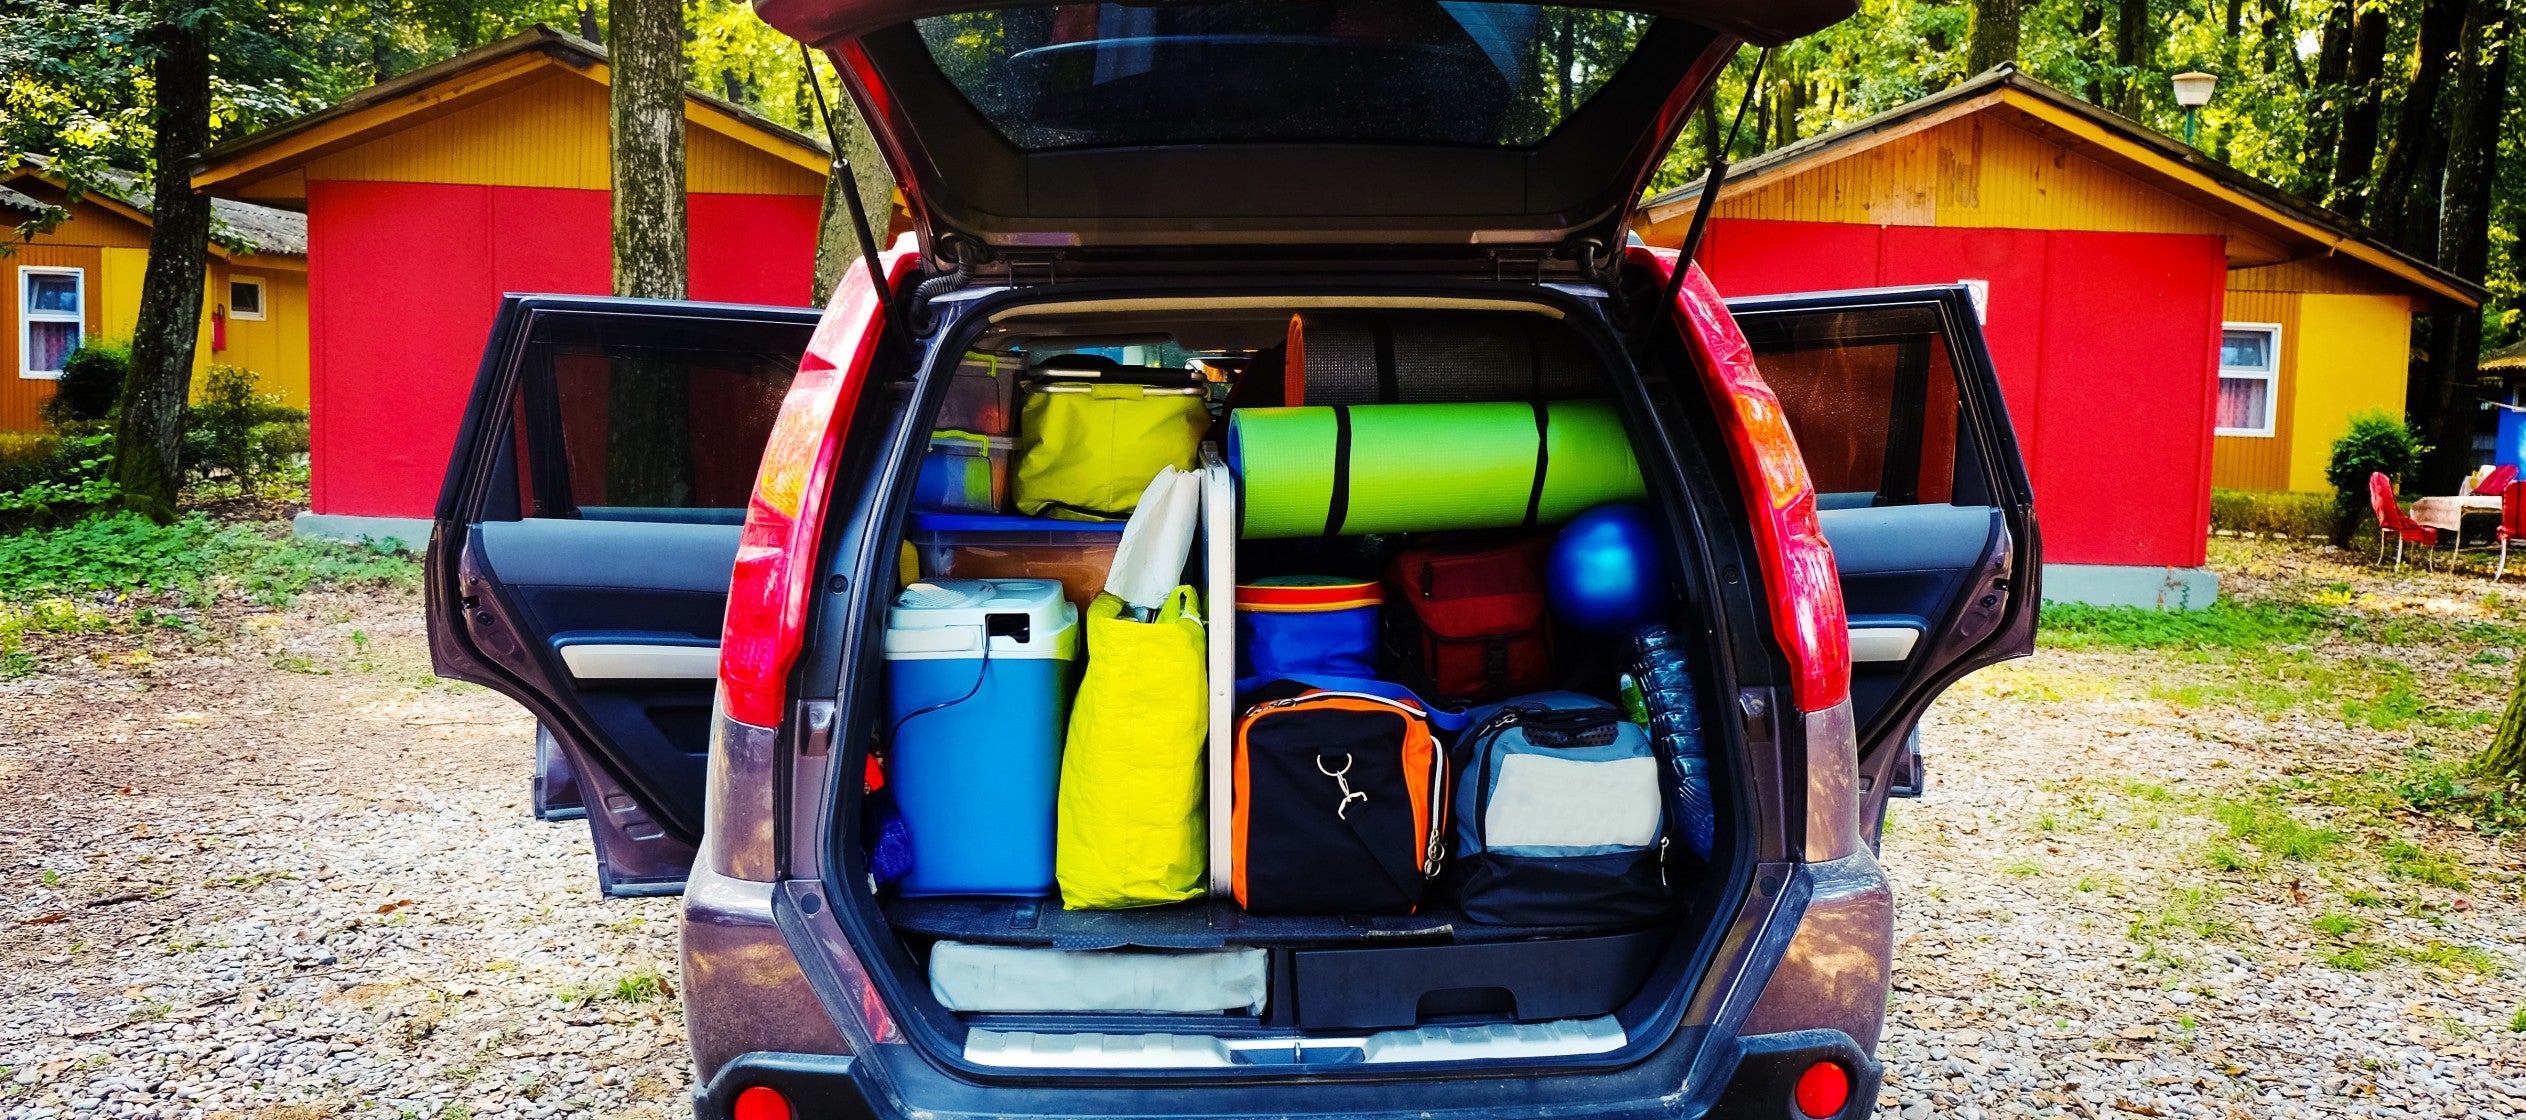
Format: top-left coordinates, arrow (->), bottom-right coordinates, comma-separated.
1226,401 -> 1647,539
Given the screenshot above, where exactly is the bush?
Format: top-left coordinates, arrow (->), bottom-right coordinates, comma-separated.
2210,488 -> 2337,539
0,431 -> 116,529
2325,411 -> 2427,547
182,365 -> 308,486
39,339 -> 129,427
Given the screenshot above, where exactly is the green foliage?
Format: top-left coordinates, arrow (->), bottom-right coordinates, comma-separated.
0,432 -> 117,528
41,339 -> 129,426
2325,410 -> 2428,545
0,512 -> 413,608
2210,488 -> 2336,539
180,365 -> 306,486
2328,410 -> 2429,495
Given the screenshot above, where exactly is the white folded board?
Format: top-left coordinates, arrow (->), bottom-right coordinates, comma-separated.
1201,444 -> 1238,894
930,942 -> 1269,1014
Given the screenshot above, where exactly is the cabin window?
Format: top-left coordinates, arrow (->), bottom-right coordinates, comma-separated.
18,267 -> 84,380
229,276 -> 266,321
2216,323 -> 2280,438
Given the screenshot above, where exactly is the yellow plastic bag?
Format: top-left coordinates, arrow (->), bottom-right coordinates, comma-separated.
1056,588 -> 1209,909
1015,384 -> 1207,520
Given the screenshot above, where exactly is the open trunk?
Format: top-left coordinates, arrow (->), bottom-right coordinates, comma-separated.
827,284 -> 1754,1075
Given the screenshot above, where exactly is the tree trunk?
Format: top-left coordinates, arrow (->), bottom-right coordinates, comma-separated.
609,0 -> 688,300
2486,658 -> 2526,781
1965,0 -> 2024,73
809,63 -> 900,306
2329,5 -> 2390,217
111,9 -> 215,524
2367,0 -> 2468,245
2110,0 -> 2151,116
2079,1 -> 2107,103
2303,0 -> 2355,193
2411,0 -> 2510,495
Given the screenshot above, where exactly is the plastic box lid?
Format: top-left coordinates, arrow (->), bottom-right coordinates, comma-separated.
908,512 -> 1130,535
884,578 -> 1081,661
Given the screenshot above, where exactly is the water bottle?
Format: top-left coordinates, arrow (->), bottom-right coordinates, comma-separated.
1627,624 -> 1714,861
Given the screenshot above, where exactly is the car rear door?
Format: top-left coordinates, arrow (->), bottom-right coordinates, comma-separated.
426,296 -> 819,896
1725,286 -> 2039,837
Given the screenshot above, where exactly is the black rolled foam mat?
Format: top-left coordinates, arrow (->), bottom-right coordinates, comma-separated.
882,895 -> 1662,950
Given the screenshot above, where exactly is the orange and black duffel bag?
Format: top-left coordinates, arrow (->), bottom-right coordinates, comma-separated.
1231,682 -> 1447,915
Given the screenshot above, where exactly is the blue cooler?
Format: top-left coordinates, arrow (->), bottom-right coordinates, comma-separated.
883,578 -> 1080,896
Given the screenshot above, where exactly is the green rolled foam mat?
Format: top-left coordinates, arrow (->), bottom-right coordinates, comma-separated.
1227,401 -> 1646,539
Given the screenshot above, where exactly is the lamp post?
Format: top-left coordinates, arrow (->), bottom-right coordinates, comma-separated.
2171,71 -> 2218,147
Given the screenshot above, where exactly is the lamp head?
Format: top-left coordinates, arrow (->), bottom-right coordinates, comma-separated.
2171,71 -> 2219,109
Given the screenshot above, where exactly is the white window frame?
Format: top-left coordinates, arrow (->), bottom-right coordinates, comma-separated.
227,275 -> 266,320
18,265 -> 85,381
2216,321 -> 2282,438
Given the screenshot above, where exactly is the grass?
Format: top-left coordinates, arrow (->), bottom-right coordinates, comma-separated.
2380,840 -> 2469,888
0,512 -> 415,678
554,966 -> 671,1007
2313,911 -> 2363,937
2207,797 -> 2347,863
0,512 -> 413,607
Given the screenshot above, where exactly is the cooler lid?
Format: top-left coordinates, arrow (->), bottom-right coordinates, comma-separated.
753,0 -> 1857,266
885,578 -> 1082,659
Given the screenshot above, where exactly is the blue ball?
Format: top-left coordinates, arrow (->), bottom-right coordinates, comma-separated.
1548,503 -> 1669,634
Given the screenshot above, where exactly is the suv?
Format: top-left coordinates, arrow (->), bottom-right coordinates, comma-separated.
424,2 -> 2038,1117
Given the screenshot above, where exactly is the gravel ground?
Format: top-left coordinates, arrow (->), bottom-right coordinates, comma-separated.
0,590 -> 690,1119
2,542 -> 2521,1118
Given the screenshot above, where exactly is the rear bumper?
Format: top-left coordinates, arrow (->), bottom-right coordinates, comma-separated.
695,1030 -> 1880,1120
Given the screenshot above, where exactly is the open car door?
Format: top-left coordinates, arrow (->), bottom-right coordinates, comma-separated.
1726,286 -> 2040,841
426,296 -> 819,896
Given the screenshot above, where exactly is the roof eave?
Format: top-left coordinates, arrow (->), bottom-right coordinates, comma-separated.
1637,66 -> 2486,310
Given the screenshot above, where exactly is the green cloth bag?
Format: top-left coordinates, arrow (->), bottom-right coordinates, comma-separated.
1056,588 -> 1210,909
1015,384 -> 1207,521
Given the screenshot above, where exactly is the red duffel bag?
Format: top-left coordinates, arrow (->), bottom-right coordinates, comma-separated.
1383,535 -> 1554,703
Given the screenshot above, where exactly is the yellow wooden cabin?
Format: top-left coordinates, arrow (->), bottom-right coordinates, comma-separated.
1,166 -> 309,431
1638,67 -> 2482,504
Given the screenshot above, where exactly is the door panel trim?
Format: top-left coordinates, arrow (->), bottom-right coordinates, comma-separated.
559,642 -> 722,680
1847,625 -> 1921,663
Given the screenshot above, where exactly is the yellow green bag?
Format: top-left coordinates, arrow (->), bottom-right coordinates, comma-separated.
1015,384 -> 1207,521
1056,588 -> 1209,909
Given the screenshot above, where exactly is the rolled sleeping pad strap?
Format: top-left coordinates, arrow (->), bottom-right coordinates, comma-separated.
1225,400 -> 1646,540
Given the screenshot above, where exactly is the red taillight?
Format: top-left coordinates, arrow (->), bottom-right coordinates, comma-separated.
1631,246 -> 1851,713
1792,1060 -> 1851,1117
732,1084 -> 794,1120
720,240 -> 917,728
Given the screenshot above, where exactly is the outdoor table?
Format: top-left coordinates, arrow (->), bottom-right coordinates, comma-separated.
2410,494 -> 2502,533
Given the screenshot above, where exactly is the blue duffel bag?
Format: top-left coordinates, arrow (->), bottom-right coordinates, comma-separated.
1451,692 -> 1671,926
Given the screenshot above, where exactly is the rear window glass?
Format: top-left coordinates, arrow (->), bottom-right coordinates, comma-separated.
502,315 -> 811,520
916,1 -> 1657,150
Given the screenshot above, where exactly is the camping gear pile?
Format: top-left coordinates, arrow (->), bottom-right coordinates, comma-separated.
879,320 -> 1718,1021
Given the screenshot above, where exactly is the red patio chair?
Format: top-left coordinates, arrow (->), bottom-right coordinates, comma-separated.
2479,464 -> 2519,497
2370,472 -> 2439,572
2498,481 -> 2526,581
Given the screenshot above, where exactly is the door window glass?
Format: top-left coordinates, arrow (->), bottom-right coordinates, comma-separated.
2216,323 -> 2279,437
504,314 -> 814,520
1737,303 -> 1966,508
916,1 -> 1656,150
19,267 -> 83,379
